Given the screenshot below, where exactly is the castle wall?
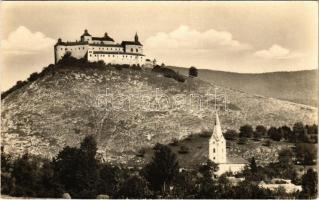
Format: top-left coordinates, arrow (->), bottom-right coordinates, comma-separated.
55,44 -> 89,63
89,45 -> 124,52
91,40 -> 115,45
88,51 -> 144,65
124,44 -> 143,54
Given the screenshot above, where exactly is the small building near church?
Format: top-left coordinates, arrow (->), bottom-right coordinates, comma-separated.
209,113 -> 248,176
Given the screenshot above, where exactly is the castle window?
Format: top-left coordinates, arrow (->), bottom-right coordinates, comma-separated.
136,49 -> 138,52
61,48 -> 63,50
131,48 -> 133,52
65,48 -> 67,50
83,47 -> 84,49
213,148 -> 215,153
79,48 -> 80,50
111,48 -> 112,50
213,157 -> 215,160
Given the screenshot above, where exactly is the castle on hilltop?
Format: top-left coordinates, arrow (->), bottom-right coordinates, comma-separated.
54,29 -> 145,65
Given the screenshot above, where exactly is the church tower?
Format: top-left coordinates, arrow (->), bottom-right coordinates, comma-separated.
209,113 -> 227,163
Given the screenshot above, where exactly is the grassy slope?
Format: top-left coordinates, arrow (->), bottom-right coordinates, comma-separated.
172,67 -> 318,107
1,65 -> 317,164
129,135 -> 293,168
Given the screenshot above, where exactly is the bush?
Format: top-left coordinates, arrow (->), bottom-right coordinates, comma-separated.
239,125 -> 253,138
268,127 -> 282,141
136,148 -> 146,157
263,140 -> 271,147
152,65 -> 185,82
199,131 -> 212,138
238,137 -> 247,145
224,130 -> 238,140
178,146 -> 189,154
169,138 -> 179,146
189,66 -> 198,77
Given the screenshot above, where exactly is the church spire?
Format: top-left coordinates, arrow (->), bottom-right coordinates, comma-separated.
213,112 -> 223,139
135,32 -> 139,42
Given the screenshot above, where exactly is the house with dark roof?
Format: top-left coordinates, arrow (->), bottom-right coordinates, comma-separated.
54,29 -> 145,65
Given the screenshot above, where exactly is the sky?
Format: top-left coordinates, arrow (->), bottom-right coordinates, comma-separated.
0,1 -> 318,91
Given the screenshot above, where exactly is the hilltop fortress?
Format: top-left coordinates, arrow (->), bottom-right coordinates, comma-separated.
54,29 -> 145,65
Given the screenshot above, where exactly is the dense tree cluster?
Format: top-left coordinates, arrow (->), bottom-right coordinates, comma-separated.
1,135 -> 317,199
152,64 -> 185,82
231,123 -> 317,144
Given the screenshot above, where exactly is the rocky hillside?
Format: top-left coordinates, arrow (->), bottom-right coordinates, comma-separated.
172,67 -> 318,106
1,65 -> 317,164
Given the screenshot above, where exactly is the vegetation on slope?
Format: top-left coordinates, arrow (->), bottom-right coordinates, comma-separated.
172,67 -> 317,106
1,55 -> 317,164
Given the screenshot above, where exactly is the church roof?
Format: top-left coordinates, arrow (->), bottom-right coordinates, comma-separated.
210,113 -> 224,141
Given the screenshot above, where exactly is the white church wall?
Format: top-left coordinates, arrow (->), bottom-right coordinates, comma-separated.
216,163 -> 246,176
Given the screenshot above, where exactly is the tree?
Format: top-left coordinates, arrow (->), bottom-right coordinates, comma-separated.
281,125 -> 293,141
142,143 -> 179,191
97,164 -> 121,197
239,124 -> 253,138
224,129 -> 238,140
195,160 -> 219,198
249,157 -> 257,173
255,125 -> 267,138
278,148 -> 294,168
188,66 -> 198,77
293,122 -> 306,142
295,143 -> 317,165
11,153 -> 41,197
300,169 -> 318,199
53,135 -> 99,198
268,127 -> 282,141
116,175 -> 152,198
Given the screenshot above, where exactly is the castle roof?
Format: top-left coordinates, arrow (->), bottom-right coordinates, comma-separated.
121,40 -> 143,46
92,33 -> 114,42
81,29 -> 91,37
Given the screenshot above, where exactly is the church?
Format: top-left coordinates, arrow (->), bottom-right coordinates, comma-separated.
54,29 -> 145,65
209,113 -> 248,176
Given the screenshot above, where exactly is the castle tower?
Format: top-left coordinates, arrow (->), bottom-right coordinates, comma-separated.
209,113 -> 227,163
134,32 -> 139,43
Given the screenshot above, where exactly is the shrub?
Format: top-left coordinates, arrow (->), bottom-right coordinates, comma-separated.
239,125 -> 253,138
152,65 -> 185,82
224,130 -> 237,140
189,66 -> 198,77
199,131 -> 212,138
169,138 -> 179,146
136,148 -> 146,157
263,140 -> 271,147
238,137 -> 247,145
178,146 -> 190,154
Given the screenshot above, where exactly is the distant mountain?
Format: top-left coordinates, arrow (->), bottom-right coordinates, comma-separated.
1,64 -> 317,164
172,67 -> 317,107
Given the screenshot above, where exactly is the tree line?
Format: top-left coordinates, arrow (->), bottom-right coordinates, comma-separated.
1,135 -> 317,199
224,122 -> 317,143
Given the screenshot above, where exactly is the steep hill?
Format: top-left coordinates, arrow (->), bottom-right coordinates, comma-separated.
1,64 -> 317,164
172,67 -> 317,106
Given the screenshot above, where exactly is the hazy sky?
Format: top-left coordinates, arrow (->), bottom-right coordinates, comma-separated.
0,1 -> 318,91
